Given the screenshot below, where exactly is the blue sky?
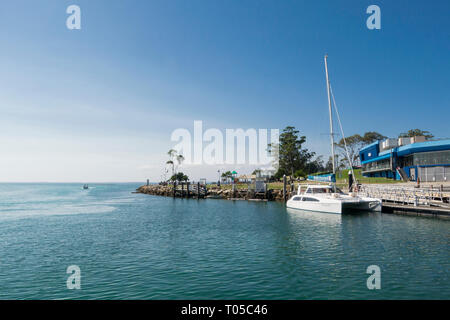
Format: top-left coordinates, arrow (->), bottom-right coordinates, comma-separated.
0,0 -> 449,182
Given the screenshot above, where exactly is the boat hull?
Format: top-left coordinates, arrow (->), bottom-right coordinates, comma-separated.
286,197 -> 382,214
287,200 -> 343,214
345,197 -> 382,212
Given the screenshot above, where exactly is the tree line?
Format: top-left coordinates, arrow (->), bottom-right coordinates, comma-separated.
163,127 -> 434,182
272,127 -> 434,179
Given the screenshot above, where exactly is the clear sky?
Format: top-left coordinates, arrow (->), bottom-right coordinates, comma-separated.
0,0 -> 449,182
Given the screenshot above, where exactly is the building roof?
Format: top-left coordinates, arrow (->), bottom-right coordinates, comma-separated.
396,139 -> 450,156
361,139 -> 450,164
359,140 -> 380,153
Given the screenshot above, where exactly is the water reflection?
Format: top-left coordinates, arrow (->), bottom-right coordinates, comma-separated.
286,208 -> 342,225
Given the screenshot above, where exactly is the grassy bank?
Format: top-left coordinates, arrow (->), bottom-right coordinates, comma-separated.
336,169 -> 402,184
208,169 -> 402,191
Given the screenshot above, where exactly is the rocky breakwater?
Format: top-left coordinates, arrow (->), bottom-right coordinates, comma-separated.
206,187 -> 290,201
136,185 -> 174,196
136,184 -> 294,201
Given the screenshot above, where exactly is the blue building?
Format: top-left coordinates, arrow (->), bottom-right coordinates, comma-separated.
359,137 -> 450,182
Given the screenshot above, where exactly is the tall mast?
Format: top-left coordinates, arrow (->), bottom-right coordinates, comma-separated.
324,55 -> 336,174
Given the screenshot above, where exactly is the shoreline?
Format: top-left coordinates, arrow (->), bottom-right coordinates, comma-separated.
136,183 -> 450,219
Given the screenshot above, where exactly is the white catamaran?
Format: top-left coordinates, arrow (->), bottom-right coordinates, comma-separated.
286,55 -> 382,214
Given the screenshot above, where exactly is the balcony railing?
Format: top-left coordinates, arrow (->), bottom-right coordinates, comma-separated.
361,164 -> 391,173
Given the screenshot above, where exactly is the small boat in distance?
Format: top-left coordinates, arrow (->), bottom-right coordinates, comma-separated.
286,55 -> 382,214
83,184 -> 89,190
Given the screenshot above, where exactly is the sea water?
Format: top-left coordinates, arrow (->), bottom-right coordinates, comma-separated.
0,183 -> 448,299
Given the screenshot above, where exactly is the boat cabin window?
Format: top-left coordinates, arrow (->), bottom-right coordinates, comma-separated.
302,197 -> 319,202
305,187 -> 344,194
306,188 -> 331,194
292,196 -> 302,201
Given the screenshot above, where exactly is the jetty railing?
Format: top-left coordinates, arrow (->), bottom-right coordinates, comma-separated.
169,182 -> 208,198
189,183 -> 207,197
359,185 -> 449,207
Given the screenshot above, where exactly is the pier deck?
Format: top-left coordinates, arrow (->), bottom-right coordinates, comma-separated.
382,201 -> 450,219
360,184 -> 450,218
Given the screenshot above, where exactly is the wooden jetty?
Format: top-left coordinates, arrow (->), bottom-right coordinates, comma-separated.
360,184 -> 450,218
172,182 -> 208,198
382,202 -> 450,219
136,182 -> 207,199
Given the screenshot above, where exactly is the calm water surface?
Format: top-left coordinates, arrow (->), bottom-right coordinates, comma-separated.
0,183 -> 448,299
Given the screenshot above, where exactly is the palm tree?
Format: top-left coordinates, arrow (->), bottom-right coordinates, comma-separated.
176,154 -> 185,172
167,149 -> 186,180
166,149 -> 177,177
166,160 -> 174,176
168,149 -> 177,158
221,171 -> 233,184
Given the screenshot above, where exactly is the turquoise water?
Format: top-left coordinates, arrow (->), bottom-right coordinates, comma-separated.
0,183 -> 448,299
